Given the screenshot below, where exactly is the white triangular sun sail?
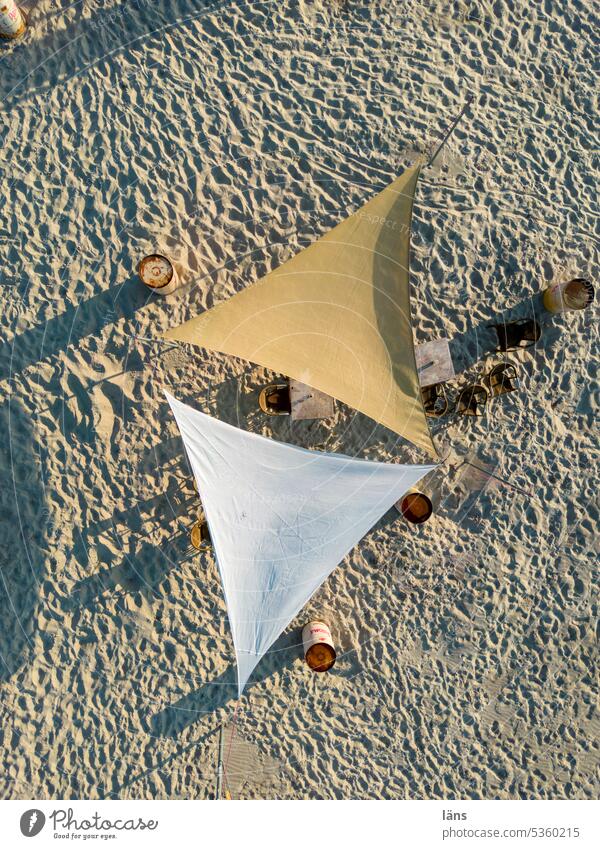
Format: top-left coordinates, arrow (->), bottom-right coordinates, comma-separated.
166,392 -> 436,695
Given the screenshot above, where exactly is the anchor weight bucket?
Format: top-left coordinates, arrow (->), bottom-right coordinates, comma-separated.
0,1 -> 26,38
543,278 -> 594,314
138,254 -> 179,295
397,490 -> 433,524
302,621 -> 336,672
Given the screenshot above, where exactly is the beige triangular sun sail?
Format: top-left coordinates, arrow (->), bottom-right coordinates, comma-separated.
165,165 -> 436,458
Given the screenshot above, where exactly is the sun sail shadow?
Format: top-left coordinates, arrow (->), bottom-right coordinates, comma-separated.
149,666 -> 239,739
0,397 -> 47,681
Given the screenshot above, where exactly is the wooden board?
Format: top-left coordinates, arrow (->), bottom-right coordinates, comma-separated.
289,380 -> 334,420
414,338 -> 455,387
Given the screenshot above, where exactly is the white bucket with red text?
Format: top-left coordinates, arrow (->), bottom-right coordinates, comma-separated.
0,1 -> 26,38
302,621 -> 336,672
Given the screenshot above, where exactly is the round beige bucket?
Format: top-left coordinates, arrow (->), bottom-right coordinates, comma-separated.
543,278 -> 594,314
0,1 -> 26,38
397,490 -> 433,524
302,621 -> 336,672
138,254 -> 179,295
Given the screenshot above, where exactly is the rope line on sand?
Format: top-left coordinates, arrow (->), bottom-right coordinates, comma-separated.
428,93 -> 474,167
462,460 -> 537,502
220,703 -> 241,799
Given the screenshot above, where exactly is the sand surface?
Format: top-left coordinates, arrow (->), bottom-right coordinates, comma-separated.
0,0 -> 598,799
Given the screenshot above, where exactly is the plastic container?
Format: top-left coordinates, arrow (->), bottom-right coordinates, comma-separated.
302,621 -> 336,672
397,490 -> 433,524
543,278 -> 594,314
138,253 -> 179,295
0,2 -> 26,39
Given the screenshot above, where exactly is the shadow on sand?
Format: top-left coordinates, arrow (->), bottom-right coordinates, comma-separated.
0,396 -> 47,681
63,453 -> 203,614
63,530 -> 197,613
2,1 -> 222,105
150,630 -> 298,738
0,277 -> 150,381
372,186 -> 560,390
447,292 -> 553,375
104,723 -> 220,798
